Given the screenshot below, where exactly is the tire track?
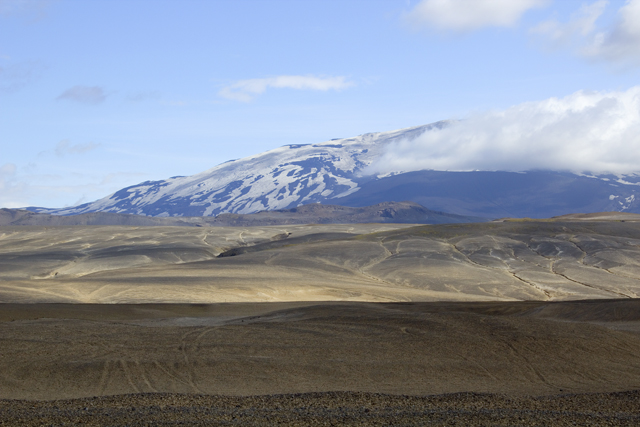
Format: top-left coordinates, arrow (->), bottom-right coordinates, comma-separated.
119,360 -> 140,393
152,361 -> 193,389
178,329 -> 205,393
135,360 -> 158,393
97,360 -> 111,395
504,342 -> 551,387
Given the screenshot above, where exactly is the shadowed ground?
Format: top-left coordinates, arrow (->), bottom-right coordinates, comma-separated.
1,300 -> 640,424
2,391 -> 639,426
2,300 -> 640,400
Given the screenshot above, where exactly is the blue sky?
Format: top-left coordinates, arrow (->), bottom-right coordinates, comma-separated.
2,0 -> 640,209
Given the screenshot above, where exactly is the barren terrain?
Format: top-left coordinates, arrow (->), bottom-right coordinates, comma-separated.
2,220 -> 640,303
2,219 -> 640,424
1,300 -> 640,424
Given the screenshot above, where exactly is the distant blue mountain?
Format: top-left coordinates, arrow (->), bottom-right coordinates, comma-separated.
28,121 -> 640,219
334,170 -> 640,218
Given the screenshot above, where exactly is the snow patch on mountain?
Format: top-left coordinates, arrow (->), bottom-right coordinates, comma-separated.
39,123 -> 443,217
28,119 -> 640,218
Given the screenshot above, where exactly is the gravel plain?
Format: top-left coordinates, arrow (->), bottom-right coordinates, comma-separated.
2,300 -> 640,425
2,390 -> 639,426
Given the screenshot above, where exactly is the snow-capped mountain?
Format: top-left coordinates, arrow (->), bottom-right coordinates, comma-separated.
34,123 -> 442,217
30,121 -> 640,219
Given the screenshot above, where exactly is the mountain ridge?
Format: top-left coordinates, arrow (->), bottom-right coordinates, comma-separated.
25,121 -> 640,219
3,201 -> 485,227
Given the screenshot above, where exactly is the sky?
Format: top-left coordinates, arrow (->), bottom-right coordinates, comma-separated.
2,0 -> 640,209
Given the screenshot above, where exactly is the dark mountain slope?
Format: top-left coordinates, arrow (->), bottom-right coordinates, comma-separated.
2,202 -> 484,227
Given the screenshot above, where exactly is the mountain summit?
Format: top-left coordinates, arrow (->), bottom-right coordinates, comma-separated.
33,123 -> 442,217
30,121 -> 640,219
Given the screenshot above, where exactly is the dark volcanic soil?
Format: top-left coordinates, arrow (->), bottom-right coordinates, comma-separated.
2,390 -> 639,426
2,300 -> 640,424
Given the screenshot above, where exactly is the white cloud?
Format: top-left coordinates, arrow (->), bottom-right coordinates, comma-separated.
54,140 -> 101,156
584,0 -> 640,65
533,0 -> 640,66
127,90 -> 161,103
366,86 -> 640,176
56,85 -> 107,105
405,0 -> 548,32
219,75 -> 353,102
0,59 -> 45,93
531,0 -> 607,45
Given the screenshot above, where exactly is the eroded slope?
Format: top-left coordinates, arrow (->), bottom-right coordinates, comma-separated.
1,221 -> 640,303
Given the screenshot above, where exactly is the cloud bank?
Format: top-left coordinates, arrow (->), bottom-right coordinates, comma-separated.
405,0 -> 548,32
366,86 -> 640,176
56,85 -> 107,105
219,75 -> 353,102
533,0 -> 640,66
